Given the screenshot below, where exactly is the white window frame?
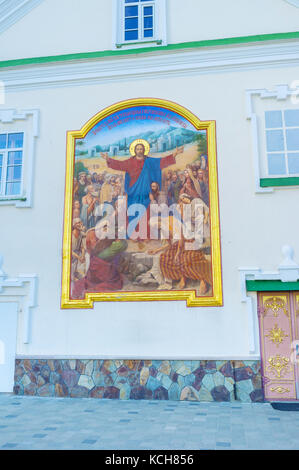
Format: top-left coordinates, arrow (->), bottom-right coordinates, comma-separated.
0,132 -> 25,199
113,0 -> 167,49
0,109 -> 39,207
246,84 -> 299,193
264,109 -> 299,178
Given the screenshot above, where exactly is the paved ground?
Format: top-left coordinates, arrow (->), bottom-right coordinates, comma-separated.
0,394 -> 298,450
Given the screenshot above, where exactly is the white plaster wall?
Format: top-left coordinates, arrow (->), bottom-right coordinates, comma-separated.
0,0 -> 113,61
167,0 -> 299,44
0,303 -> 18,392
0,0 -> 299,61
1,63 -> 299,359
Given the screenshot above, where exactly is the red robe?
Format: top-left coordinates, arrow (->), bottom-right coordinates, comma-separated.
107,154 -> 176,187
72,256 -> 123,298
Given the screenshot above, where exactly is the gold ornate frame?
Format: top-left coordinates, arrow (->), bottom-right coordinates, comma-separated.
61,98 -> 223,308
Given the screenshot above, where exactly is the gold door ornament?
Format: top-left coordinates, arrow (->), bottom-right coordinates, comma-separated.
266,355 -> 291,379
270,386 -> 290,394
263,297 -> 289,318
265,324 -> 288,347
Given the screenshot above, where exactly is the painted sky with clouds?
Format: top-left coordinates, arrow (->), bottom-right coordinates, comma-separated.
81,105 -> 203,149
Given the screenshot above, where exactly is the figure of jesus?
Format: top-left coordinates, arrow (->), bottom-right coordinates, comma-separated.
101,140 -> 184,238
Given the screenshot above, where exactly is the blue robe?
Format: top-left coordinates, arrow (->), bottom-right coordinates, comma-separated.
125,157 -> 162,238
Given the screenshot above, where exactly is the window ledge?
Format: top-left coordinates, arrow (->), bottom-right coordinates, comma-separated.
116,39 -> 163,49
260,177 -> 299,187
0,196 -> 27,202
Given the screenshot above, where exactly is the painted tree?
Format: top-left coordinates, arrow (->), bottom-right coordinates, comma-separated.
74,161 -> 89,179
194,133 -> 207,157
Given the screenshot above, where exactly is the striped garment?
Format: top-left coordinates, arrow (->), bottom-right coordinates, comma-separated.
160,242 -> 212,285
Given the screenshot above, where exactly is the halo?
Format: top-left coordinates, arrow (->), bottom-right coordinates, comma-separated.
129,139 -> 150,157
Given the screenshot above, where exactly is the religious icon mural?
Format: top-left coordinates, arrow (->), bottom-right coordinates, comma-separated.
61,98 -> 222,308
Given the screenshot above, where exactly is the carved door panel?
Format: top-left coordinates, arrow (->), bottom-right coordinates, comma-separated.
291,292 -> 299,393
258,293 -> 297,400
291,293 -> 299,342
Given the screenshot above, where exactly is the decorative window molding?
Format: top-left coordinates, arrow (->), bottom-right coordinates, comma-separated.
0,0 -> 45,35
113,0 -> 167,49
239,245 -> 299,355
246,84 -> 299,193
0,254 -> 38,344
0,108 -> 39,207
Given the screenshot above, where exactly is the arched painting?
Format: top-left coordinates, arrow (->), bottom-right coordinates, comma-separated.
61,99 -> 222,308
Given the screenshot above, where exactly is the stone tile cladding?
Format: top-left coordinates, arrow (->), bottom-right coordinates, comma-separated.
14,359 -> 264,402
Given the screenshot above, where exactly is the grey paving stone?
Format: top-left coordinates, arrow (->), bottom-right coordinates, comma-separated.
0,394 -> 298,449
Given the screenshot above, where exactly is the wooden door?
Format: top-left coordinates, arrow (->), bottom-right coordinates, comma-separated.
258,292 -> 297,401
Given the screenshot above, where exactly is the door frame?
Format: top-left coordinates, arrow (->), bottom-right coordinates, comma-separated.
257,291 -> 299,402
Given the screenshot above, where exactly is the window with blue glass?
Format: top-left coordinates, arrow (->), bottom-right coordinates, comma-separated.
124,0 -> 155,42
0,132 -> 24,197
265,109 -> 299,176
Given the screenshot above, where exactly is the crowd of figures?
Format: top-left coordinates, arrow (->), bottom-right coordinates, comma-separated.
162,157 -> 209,207
71,153 -> 212,298
73,171 -> 124,230
73,156 -> 209,230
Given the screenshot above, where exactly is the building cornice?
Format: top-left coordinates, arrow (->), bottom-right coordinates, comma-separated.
1,38 -> 299,92
0,31 -> 299,69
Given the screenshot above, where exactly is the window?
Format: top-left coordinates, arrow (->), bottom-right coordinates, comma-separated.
266,110 -> 299,177
0,132 -> 24,197
246,85 -> 299,192
124,0 -> 154,42
0,108 -> 39,207
115,0 -> 167,48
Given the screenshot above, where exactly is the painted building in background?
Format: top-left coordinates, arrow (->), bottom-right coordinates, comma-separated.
0,0 -> 299,402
